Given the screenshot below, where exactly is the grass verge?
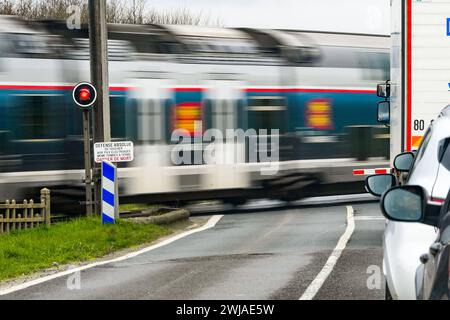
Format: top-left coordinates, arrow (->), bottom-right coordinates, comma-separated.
0,217 -> 171,282
119,203 -> 159,212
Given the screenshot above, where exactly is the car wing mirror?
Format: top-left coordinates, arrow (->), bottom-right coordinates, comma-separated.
394,152 -> 415,172
377,82 -> 390,98
377,101 -> 390,124
381,185 -> 425,222
365,174 -> 397,197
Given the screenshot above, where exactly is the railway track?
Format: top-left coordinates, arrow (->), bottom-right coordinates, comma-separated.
50,193 -> 377,223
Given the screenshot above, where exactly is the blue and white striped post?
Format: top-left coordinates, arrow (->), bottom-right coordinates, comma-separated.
101,161 -> 118,224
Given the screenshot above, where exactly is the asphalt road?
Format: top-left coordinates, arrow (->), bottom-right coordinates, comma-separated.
0,201 -> 385,300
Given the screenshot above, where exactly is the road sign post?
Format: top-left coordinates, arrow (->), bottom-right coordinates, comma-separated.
73,82 -> 97,216
89,0 -> 111,216
101,161 -> 118,224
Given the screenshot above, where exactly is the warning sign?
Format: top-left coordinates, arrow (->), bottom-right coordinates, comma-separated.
94,141 -> 134,163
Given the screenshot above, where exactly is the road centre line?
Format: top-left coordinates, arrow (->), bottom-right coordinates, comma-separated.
354,216 -> 385,221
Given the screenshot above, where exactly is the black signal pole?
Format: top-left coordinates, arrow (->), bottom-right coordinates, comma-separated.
82,109 -> 93,216
88,0 -> 111,215
73,82 -> 97,217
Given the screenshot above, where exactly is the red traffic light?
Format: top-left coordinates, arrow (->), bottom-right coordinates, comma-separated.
79,88 -> 91,101
72,82 -> 97,108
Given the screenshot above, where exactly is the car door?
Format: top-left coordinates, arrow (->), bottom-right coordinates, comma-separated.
422,190 -> 450,300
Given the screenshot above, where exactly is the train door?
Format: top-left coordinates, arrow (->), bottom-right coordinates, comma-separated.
126,77 -> 176,195
203,79 -> 250,189
246,96 -> 288,164
167,84 -> 205,191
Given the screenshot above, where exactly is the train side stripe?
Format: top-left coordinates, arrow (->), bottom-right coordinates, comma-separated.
0,85 -> 132,91
244,88 -> 377,94
0,85 -> 73,90
0,84 -> 375,94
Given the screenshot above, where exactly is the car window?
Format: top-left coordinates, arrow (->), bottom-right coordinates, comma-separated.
440,140 -> 450,172
440,212 -> 450,244
439,190 -> 450,244
408,127 -> 432,179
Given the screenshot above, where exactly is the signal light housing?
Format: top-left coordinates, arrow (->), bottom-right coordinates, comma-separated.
73,82 -> 97,108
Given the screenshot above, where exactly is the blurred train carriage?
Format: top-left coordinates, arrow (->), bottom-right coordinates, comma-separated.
0,16 -> 390,211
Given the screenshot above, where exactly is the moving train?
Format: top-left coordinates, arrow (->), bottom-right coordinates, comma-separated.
0,16 -> 390,210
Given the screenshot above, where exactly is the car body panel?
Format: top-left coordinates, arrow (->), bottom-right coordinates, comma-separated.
418,198 -> 450,299
384,222 -> 436,299
383,114 -> 450,299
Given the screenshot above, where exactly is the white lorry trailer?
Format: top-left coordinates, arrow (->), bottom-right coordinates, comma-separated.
380,0 -> 450,157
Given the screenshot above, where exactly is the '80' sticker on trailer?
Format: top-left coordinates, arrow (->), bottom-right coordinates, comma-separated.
406,0 -> 450,151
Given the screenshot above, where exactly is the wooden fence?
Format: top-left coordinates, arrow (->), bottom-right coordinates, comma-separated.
0,188 -> 51,234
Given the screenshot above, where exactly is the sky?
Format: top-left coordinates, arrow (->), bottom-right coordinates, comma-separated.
144,0 -> 391,35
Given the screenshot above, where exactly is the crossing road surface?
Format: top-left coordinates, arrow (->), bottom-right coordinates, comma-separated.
0,202 -> 386,300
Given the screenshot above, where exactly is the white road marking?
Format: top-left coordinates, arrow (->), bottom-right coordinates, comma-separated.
0,215 -> 224,296
354,216 -> 385,221
299,205 -> 355,300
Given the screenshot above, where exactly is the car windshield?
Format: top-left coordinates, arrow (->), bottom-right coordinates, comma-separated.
438,150 -> 450,243
408,127 -> 432,181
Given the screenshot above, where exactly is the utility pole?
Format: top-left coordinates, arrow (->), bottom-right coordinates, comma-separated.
88,0 -> 111,215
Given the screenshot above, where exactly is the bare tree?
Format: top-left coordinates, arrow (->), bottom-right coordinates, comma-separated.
0,0 -> 15,15
0,0 -> 223,26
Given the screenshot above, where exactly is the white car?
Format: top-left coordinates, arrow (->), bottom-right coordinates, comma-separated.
366,106 -> 450,299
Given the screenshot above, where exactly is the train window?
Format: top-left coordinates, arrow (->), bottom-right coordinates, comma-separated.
108,40 -> 134,61
134,39 -> 158,54
69,38 -> 134,60
196,43 -> 208,51
137,99 -> 164,144
247,97 -> 286,110
159,42 -> 185,54
314,46 -> 389,73
247,97 -> 287,133
137,99 -> 150,144
14,34 -> 49,55
182,36 -> 259,56
110,96 -> 127,139
13,95 -> 66,140
0,34 -> 14,56
315,46 -> 358,68
7,33 -> 54,58
242,30 -> 280,57
357,51 -> 390,80
149,100 -> 163,142
121,34 -> 161,54
211,100 -> 236,133
282,46 -> 321,64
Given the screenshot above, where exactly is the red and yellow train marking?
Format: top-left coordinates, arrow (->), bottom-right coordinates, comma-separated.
172,102 -> 203,136
305,99 -> 334,130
